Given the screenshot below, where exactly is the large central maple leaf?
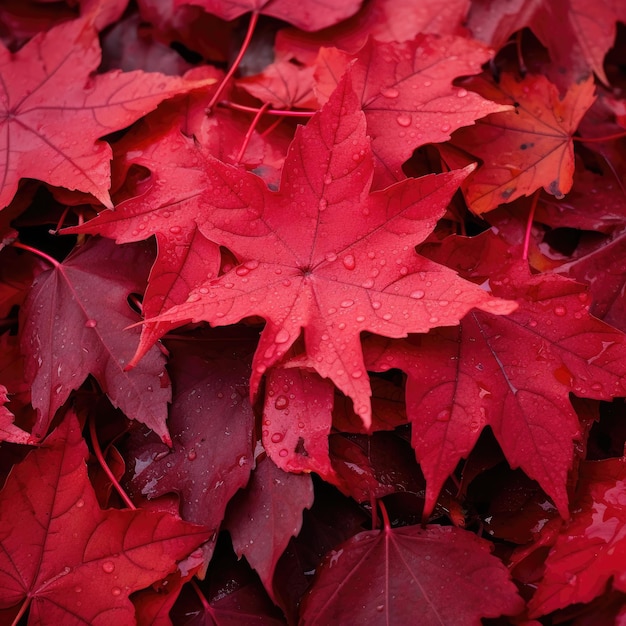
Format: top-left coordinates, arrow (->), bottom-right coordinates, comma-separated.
146,74 -> 517,427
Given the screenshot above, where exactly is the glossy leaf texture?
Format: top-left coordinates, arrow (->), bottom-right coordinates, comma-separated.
0,412 -> 210,626
3,1 -> 626,623
529,457 -> 626,617
0,16 -> 215,209
373,231 -> 626,518
147,73 -> 516,428
315,35 -> 510,187
19,237 -> 172,442
445,72 -> 596,214
299,522 -> 524,625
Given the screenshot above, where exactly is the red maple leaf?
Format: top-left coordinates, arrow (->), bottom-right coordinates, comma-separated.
144,74 -> 516,427
316,35 -> 509,187
299,519 -> 524,624
174,0 -> 364,31
127,333 -> 255,544
225,455 -> 314,602
263,366 -> 335,479
19,238 -> 172,442
529,457 -> 626,617
365,232 -> 626,518
0,17 -> 214,210
444,72 -> 596,214
0,411 -> 210,625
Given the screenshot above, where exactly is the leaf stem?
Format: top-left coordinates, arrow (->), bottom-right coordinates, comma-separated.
573,130 -> 626,143
378,500 -> 391,531
205,12 -> 260,112
220,101 -> 314,117
191,579 -> 212,613
11,242 -> 60,268
522,190 -> 540,261
89,414 -> 137,510
10,598 -> 31,626
236,101 -> 270,164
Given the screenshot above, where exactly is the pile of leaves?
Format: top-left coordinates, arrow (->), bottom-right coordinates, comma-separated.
2,0 -> 626,623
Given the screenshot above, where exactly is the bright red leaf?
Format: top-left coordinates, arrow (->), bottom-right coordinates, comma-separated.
0,411 -> 210,626
174,0 -> 363,31
263,366 -> 335,479
0,383 -> 29,444
275,0 -> 470,64
529,457 -> 626,617
225,455 -> 314,602
467,0 -> 626,86
0,17 -> 215,210
19,237 -> 172,442
299,522 -> 524,625
445,72 -> 596,214
147,74 -> 516,428
366,232 -> 626,518
316,35 -> 509,187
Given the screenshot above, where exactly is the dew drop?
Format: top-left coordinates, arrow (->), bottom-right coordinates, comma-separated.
235,266 -> 250,276
356,315 -> 366,323
279,448 -> 289,457
102,561 -> 115,574
325,252 -> 338,262
75,498 -> 85,508
341,299 -> 354,308
85,319 -> 97,328
554,305 -> 567,317
457,88 -> 468,98
372,301 -> 382,310
396,113 -> 412,127
441,123 -> 451,132
410,290 -> 425,300
376,605 -> 384,612
275,329 -> 290,344
111,587 -> 122,597
436,409 -> 451,422
271,432 -> 284,443
351,370 -> 363,379
361,278 -> 374,288
382,313 -> 392,320
187,449 -> 197,461
169,226 -> 182,235
342,254 -> 356,270
381,87 -> 399,98
274,395 -> 289,410
187,293 -> 200,302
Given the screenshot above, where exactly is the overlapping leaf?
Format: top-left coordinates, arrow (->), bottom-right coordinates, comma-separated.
316,35 -> 509,187
127,335 -> 255,540
225,455 -> 314,602
0,17 -> 215,209
529,457 -> 626,617
366,232 -> 626,518
300,523 -> 524,624
174,0 -> 363,31
146,74 -> 516,427
0,412 -> 210,626
446,72 -> 596,214
19,237 -> 171,442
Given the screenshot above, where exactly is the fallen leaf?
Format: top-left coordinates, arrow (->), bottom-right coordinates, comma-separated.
299,522 -> 524,625
0,17 -> 214,209
147,73 -> 516,428
0,412 -> 210,626
19,237 -> 171,442
445,72 -> 596,214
